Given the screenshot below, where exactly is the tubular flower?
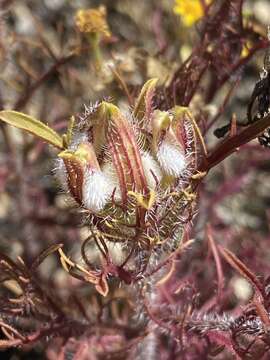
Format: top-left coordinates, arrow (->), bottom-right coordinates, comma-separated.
54,79 -> 200,295
173,0 -> 212,27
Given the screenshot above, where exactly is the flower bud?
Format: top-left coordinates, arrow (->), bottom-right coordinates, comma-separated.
58,142 -> 114,213
151,108 -> 192,178
94,102 -> 150,206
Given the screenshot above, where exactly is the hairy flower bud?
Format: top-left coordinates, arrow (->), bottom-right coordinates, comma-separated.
152,107 -> 194,178
58,142 -> 114,212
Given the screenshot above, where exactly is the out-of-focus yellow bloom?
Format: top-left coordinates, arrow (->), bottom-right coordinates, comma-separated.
75,6 -> 111,38
75,6 -> 111,71
241,40 -> 253,58
173,0 -> 212,27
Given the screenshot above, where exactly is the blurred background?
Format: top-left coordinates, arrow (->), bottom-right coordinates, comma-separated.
0,0 -> 270,358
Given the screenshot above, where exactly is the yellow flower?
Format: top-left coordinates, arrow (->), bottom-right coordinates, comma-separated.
75,5 -> 111,38
173,0 -> 211,27
241,40 -> 253,58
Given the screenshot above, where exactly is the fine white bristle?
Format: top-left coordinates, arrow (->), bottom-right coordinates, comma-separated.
101,162 -> 122,202
54,158 -> 68,191
141,152 -> 162,189
82,169 -> 114,213
157,142 -> 186,177
69,132 -> 88,150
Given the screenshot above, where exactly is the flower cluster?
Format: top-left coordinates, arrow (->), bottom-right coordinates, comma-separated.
56,80 -> 199,295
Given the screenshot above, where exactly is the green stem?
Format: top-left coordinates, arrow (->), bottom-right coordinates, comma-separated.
87,33 -> 102,71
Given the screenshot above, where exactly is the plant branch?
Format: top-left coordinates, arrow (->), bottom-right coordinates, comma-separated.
14,53 -> 75,111
201,113 -> 270,172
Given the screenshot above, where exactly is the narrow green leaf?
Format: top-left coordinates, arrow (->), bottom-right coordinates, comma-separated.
0,110 -> 64,149
66,115 -> 75,145
63,115 -> 75,148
